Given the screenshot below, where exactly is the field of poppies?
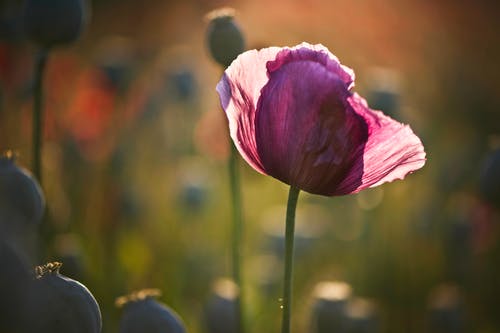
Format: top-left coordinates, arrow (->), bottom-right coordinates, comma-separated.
1,0 -> 499,332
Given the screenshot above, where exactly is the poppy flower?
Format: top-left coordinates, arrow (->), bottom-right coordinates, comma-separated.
216,43 -> 425,196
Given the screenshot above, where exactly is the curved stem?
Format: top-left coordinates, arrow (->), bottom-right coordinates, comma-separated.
229,142 -> 244,333
281,186 -> 300,333
32,49 -> 49,183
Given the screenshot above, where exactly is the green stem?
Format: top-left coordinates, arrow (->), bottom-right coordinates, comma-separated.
229,142 -> 244,333
32,49 -> 49,183
281,186 -> 300,333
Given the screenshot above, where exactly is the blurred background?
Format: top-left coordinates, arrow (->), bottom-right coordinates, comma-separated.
1,0 -> 499,332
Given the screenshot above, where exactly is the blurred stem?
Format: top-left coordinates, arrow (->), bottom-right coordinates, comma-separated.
281,186 -> 300,333
229,142 -> 245,333
32,48 -> 49,183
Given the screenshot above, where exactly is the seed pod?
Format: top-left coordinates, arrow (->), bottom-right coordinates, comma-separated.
203,278 -> 239,333
167,69 -> 197,102
53,233 -> 85,281
116,289 -> 186,333
261,205 -> 323,259
22,0 -> 88,48
180,180 -> 207,213
206,8 -> 245,68
344,298 -> 379,333
0,151 -> 45,228
0,239 -> 33,332
366,68 -> 401,121
427,284 -> 465,333
310,281 -> 352,333
479,148 -> 500,208
94,36 -> 136,94
29,262 -> 102,333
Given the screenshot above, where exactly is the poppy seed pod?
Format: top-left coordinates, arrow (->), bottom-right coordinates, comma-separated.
310,281 -> 352,333
0,240 -> 33,332
479,148 -> 500,208
22,0 -> 88,48
206,8 -> 244,68
427,284 -> 465,333
116,289 -> 186,333
0,151 -> 45,227
203,278 -> 239,333
29,262 -> 102,333
366,68 -> 401,121
344,298 -> 379,333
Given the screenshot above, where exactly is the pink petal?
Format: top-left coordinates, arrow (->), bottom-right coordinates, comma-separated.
216,47 -> 282,174
335,93 -> 426,194
217,43 -> 426,197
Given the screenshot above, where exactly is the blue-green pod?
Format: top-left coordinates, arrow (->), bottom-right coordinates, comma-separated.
205,8 -> 244,68
0,151 -> 45,227
202,278 -> 239,333
22,0 -> 88,48
344,298 -> 379,333
479,148 -> 500,208
0,239 -> 33,332
29,262 -> 102,333
310,281 -> 352,333
117,289 -> 186,333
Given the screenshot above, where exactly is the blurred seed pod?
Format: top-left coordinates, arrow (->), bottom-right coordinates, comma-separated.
0,151 -> 45,228
202,278 -> 239,333
445,211 -> 472,284
165,68 -> 197,103
29,262 -> 102,333
116,289 -> 186,333
310,281 -> 352,333
94,36 -> 136,94
478,148 -> 500,208
22,0 -> 88,48
261,205 -> 324,259
53,233 -> 85,281
249,254 -> 281,296
366,68 -> 401,120
0,239 -> 33,332
344,298 -> 379,333
176,158 -> 211,215
427,284 -> 465,333
205,8 -> 245,68
0,2 -> 24,43
179,180 -> 207,213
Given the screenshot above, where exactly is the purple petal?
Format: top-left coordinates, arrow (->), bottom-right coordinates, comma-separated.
255,60 -> 368,195
217,43 -> 426,197
335,93 -> 426,194
267,43 -> 355,90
